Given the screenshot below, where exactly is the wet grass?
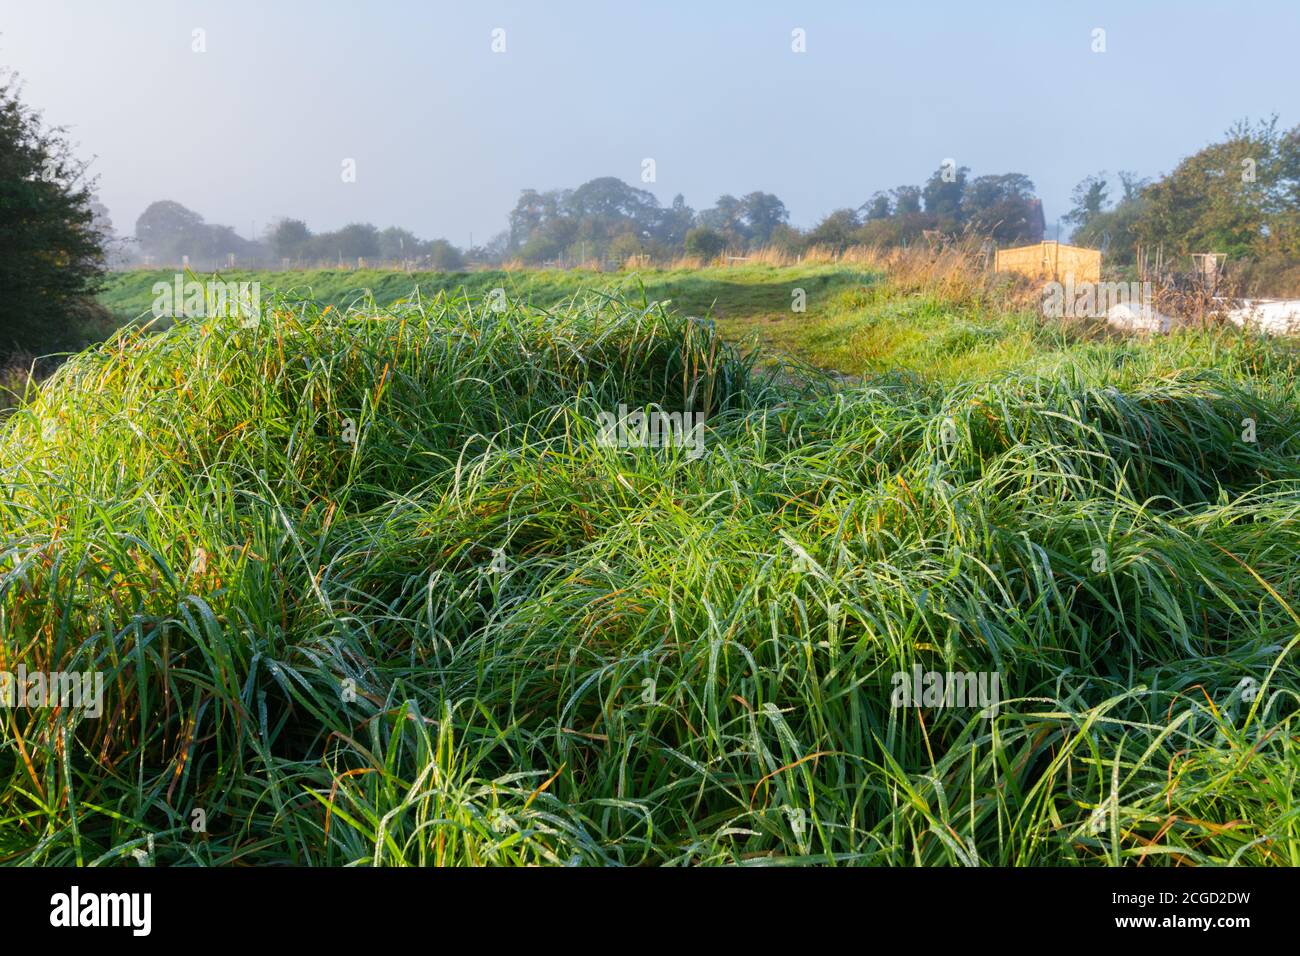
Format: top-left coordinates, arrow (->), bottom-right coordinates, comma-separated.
3,280 -> 1300,865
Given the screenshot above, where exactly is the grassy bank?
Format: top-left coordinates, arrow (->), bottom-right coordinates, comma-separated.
3,274 -> 1300,865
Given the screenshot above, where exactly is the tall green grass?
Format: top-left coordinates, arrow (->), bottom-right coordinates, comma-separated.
2,285 -> 1299,865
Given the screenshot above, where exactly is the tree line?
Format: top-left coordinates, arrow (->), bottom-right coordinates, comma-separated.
116,164 -> 1049,271
499,167 -> 1048,264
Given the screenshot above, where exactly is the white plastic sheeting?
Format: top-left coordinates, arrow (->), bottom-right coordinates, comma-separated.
1106,301 -> 1172,334
1224,299 -> 1300,335
1105,298 -> 1300,335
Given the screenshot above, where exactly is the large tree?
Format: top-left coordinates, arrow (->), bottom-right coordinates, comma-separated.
320,222 -> 381,262
1134,117 -> 1299,261
655,193 -> 695,248
0,73 -> 105,355
378,226 -> 421,260
891,185 -> 923,216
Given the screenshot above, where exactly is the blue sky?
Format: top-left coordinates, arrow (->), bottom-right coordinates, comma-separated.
3,0 -> 1297,246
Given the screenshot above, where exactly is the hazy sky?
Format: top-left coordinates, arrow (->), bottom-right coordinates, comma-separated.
3,0 -> 1298,246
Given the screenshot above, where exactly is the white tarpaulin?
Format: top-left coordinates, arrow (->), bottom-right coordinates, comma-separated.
1106,298 -> 1300,335
1106,302 -> 1172,334
1224,299 -> 1300,335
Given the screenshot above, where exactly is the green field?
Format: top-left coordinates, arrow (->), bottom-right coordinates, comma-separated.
2,264 -> 1299,865
98,264 -> 868,332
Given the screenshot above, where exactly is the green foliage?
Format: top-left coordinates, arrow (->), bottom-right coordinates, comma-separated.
508,178 -> 664,263
0,73 -> 106,356
695,191 -> 790,248
1069,119 -> 1300,286
503,181 -> 790,263
1068,172 -> 1149,267
267,217 -> 312,261
607,231 -> 644,261
1064,172 -> 1110,227
1135,118 -> 1296,261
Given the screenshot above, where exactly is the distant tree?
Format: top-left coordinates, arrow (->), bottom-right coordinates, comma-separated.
922,164 -> 969,230
1063,172 -> 1109,228
861,191 -> 893,220
508,188 -> 567,251
424,238 -> 464,270
1074,198 -> 1146,265
805,208 -> 861,250
1067,171 -> 1149,265
608,231 -> 644,262
567,177 -> 661,244
508,178 -> 665,262
204,224 -> 253,263
268,217 -> 312,261
568,177 -> 653,217
136,199 -> 263,267
961,173 -> 1043,243
699,194 -> 747,243
738,191 -> 789,245
519,216 -> 577,263
479,230 -> 511,262
90,199 -> 131,269
684,226 -> 726,260
377,226 -> 421,261
319,222 -> 381,263
655,193 -> 696,248
891,185 -> 923,217
0,72 -> 106,355
1117,170 -> 1148,203
135,200 -> 207,261
768,222 -> 805,254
